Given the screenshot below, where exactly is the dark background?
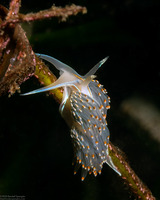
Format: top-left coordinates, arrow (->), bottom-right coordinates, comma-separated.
0,0 -> 160,199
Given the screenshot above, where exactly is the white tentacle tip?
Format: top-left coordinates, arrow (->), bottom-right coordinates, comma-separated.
101,56 -> 109,65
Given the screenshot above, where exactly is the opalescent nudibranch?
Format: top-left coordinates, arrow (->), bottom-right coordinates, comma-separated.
22,54 -> 121,180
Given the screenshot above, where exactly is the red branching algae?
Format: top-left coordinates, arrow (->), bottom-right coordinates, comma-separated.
0,1 -> 87,96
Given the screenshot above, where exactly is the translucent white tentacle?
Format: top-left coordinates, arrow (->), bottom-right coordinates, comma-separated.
36,53 -> 81,76
21,71 -> 82,96
83,56 -> 109,78
21,81 -> 80,97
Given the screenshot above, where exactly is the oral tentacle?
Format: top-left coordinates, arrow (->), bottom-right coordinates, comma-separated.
36,53 -> 80,76
83,56 -> 109,78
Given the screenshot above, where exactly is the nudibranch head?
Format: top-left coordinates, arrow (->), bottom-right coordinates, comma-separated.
22,54 -> 108,112
21,54 -> 121,179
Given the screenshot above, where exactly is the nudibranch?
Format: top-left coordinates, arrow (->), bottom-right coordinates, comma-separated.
22,53 -> 121,180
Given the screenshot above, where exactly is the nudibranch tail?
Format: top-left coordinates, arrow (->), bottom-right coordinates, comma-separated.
21,53 -> 121,180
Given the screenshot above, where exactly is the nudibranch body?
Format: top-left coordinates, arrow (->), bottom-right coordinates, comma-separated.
22,54 -> 121,180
